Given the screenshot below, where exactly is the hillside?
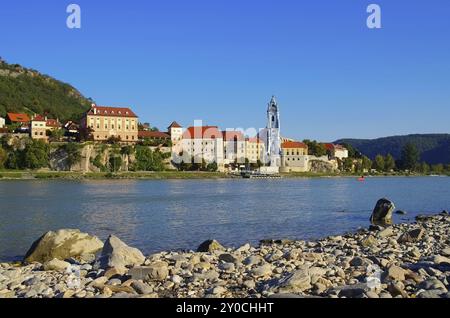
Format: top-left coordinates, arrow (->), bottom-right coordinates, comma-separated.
335,134 -> 450,165
0,58 -> 92,122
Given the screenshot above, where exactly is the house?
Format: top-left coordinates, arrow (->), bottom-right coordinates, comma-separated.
30,114 -> 48,140
181,126 -> 224,170
81,104 -> 139,143
6,113 -> 31,133
223,130 -> 246,167
280,141 -> 309,172
168,121 -> 183,161
46,118 -> 61,131
63,121 -> 80,140
0,117 -> 5,128
245,137 -> 265,166
324,143 -> 349,160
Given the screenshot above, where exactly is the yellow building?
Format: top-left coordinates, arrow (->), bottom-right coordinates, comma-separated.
81,105 -> 139,143
245,137 -> 265,164
281,141 -> 309,172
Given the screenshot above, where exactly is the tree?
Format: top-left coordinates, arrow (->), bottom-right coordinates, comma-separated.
373,155 -> 385,172
431,164 -> 444,175
48,129 -> 65,142
303,140 -> 327,157
134,146 -> 168,171
109,156 -> 122,172
400,143 -> 420,171
22,139 -> 49,169
0,147 -> 6,169
361,156 -> 372,172
419,162 -> 430,175
61,143 -> 81,171
384,154 -> 396,172
343,158 -> 354,172
206,162 -> 218,172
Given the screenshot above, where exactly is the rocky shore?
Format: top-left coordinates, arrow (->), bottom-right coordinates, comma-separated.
1,210 -> 450,299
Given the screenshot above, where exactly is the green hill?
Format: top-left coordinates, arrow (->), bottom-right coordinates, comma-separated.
335,134 -> 450,165
0,58 -> 92,122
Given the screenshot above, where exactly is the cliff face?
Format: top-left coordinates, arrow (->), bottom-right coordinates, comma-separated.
49,144 -> 134,173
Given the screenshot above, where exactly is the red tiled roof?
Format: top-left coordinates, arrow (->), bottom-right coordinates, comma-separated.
46,119 -> 60,127
247,137 -> 263,143
32,114 -> 46,121
282,141 -> 308,149
138,131 -> 171,139
324,143 -> 335,151
182,126 -> 222,140
86,106 -> 138,118
168,121 -> 182,129
222,130 -> 245,141
7,113 -> 30,123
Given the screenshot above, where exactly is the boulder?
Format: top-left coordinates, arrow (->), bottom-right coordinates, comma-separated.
96,235 -> 145,274
398,228 -> 425,243
24,229 -> 103,264
370,198 -> 395,226
278,268 -> 312,293
378,227 -> 395,238
128,262 -> 169,281
395,210 -> 407,215
197,240 -> 224,253
384,265 -> 407,282
43,258 -> 71,272
218,253 -> 238,264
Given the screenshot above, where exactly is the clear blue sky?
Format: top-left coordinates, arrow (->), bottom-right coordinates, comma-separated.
1,0 -> 449,141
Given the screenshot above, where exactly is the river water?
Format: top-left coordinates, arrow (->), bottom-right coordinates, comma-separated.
0,177 -> 449,261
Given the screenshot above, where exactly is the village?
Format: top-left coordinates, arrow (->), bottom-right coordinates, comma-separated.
0,97 -> 349,174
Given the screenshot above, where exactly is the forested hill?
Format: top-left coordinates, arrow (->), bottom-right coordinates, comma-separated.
335,134 -> 450,165
0,58 -> 92,122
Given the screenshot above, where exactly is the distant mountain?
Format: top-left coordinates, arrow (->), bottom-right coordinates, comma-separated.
0,58 -> 92,122
335,134 -> 450,165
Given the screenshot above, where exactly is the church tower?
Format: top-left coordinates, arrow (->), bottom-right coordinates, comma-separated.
266,96 -> 281,167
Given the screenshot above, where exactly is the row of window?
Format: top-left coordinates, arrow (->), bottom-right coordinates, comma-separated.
90,124 -> 135,130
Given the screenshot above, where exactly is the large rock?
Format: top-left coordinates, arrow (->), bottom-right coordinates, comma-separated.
43,258 -> 71,272
24,229 -> 103,264
197,240 -> 224,253
128,262 -> 169,281
278,268 -> 312,293
96,235 -> 145,273
370,198 -> 395,226
398,228 -> 425,243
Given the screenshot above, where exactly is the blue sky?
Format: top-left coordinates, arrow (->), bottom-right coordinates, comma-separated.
1,0 -> 449,141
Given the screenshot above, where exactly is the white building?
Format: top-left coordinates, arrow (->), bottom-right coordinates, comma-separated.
181,126 -> 224,171
168,121 -> 183,161
223,130 -> 246,167
0,117 -> 5,128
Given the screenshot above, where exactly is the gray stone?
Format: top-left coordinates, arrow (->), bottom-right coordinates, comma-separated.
252,264 -> 272,277
398,228 -> 425,243
218,253 -> 238,264
243,255 -> 264,266
197,240 -> 224,253
128,262 -> 169,281
370,198 -> 395,226
278,268 -> 312,292
43,259 -> 71,272
378,227 -> 395,238
24,229 -> 103,264
335,284 -> 368,298
131,281 -> 153,294
96,235 -> 145,274
417,290 -> 444,298
418,278 -> 447,291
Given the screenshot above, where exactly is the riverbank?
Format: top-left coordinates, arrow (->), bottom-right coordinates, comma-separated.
0,170 -> 447,181
1,212 -> 449,299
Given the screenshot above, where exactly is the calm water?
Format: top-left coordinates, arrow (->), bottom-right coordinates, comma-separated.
0,177 -> 449,262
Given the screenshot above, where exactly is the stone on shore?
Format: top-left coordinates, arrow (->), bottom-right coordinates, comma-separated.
24,229 -> 103,264
197,240 -> 224,253
128,262 -> 169,281
43,259 -> 71,272
370,198 -> 395,226
398,228 -> 425,243
277,268 -> 312,293
96,235 -> 145,274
